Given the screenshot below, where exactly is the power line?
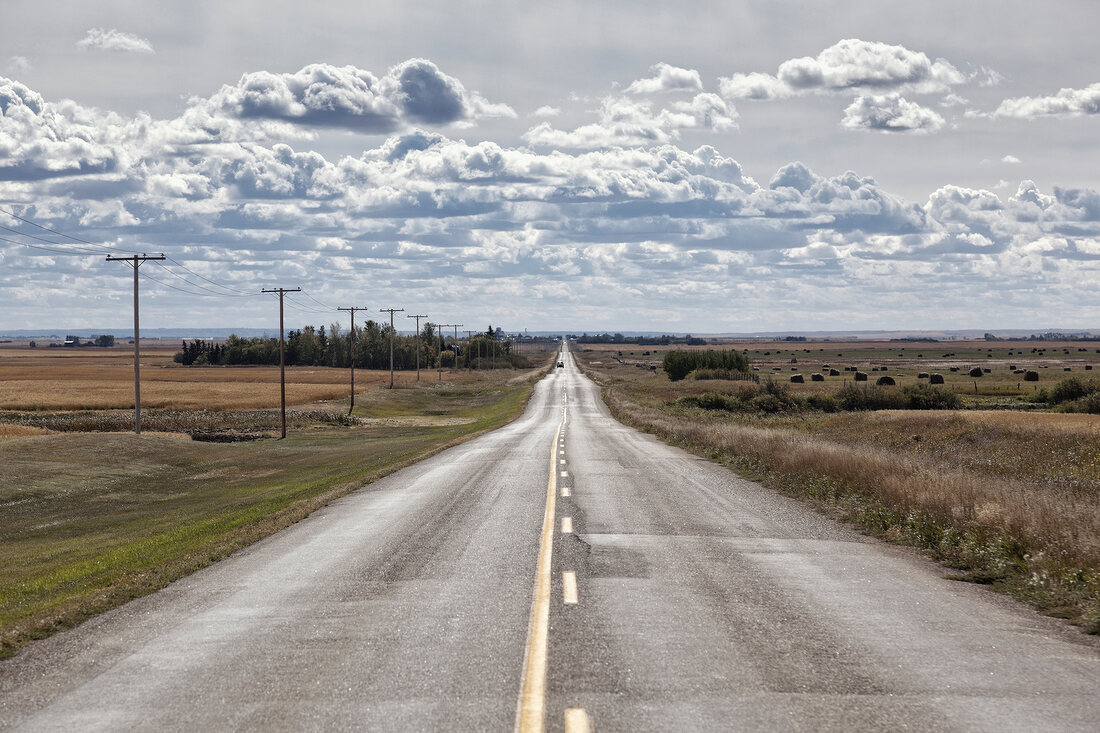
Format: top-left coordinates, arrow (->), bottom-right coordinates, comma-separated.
0,206 -> 145,254
164,257 -> 256,296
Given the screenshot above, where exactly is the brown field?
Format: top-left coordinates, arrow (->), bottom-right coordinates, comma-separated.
0,343 -> 518,411
573,341 -> 1100,633
586,338 -> 1100,401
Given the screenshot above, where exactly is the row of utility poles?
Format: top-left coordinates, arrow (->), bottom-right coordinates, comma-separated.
108,254 -> 510,439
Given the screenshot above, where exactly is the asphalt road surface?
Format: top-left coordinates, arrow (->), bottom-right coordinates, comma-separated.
2,345 -> 1098,732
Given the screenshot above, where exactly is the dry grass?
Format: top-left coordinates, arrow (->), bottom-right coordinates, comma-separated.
0,425 -> 53,438
0,344 -> 547,411
577,349 -> 1100,632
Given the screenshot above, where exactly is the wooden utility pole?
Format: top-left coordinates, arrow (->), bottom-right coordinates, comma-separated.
338,306 -> 368,414
407,313 -> 427,381
379,307 -> 404,388
438,323 -> 459,380
106,253 -> 165,434
262,287 -> 301,438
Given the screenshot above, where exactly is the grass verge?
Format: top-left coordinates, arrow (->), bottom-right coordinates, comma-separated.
575,355 -> 1100,634
0,371 -> 543,659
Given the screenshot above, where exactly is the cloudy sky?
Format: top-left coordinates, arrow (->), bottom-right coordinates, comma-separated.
1,0 -> 1098,333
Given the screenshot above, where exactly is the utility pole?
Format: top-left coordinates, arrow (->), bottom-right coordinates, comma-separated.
262,287 -> 301,438
407,313 -> 427,381
338,306 -> 369,414
379,307 -> 404,388
446,324 -> 462,373
438,323 -> 458,380
106,253 -> 165,435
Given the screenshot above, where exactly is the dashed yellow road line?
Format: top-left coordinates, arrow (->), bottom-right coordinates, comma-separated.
514,416 -> 564,733
564,708 -> 591,733
562,571 -> 578,604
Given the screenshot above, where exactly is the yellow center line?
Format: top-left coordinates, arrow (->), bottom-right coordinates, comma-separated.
514,413 -> 564,733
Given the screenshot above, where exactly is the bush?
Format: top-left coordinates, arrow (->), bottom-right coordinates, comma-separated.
835,383 -> 908,411
805,393 -> 838,412
1063,392 -> 1100,414
663,350 -> 749,381
902,383 -> 963,410
1044,376 -> 1098,404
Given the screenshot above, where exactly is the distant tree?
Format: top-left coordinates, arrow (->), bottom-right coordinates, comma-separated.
28,340 -> 36,348
94,334 -> 115,347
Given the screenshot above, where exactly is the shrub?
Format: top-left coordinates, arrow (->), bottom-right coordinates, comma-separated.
836,383 -> 908,411
1044,376 -> 1098,404
902,383 -> 963,410
663,350 -> 750,381
1063,392 -> 1100,414
805,393 -> 838,412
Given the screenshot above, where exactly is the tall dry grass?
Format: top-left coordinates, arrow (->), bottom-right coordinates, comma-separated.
601,385 -> 1100,631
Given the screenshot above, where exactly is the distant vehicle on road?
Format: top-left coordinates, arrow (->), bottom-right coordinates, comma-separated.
557,361 -> 564,368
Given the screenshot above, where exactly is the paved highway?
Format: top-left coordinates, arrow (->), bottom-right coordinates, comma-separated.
2,345 -> 1098,731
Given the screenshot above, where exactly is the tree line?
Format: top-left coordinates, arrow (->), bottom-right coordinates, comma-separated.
174,323 -> 529,370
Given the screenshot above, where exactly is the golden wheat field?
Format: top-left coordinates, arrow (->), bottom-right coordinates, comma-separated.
0,343 -> 424,410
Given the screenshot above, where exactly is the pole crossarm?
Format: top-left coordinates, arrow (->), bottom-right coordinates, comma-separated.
106,253 -> 166,435
262,287 -> 301,439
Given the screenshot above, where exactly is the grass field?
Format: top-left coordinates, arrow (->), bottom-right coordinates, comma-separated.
592,338 -> 1100,402
0,342 -> 556,658
574,340 -> 1100,633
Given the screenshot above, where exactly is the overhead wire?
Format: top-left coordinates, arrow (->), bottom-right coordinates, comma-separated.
0,205 -> 145,254
150,260 -> 258,298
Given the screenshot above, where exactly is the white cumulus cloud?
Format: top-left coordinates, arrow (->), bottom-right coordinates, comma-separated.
77,28 -> 155,54
994,83 -> 1100,118
625,63 -> 703,94
842,94 -> 945,133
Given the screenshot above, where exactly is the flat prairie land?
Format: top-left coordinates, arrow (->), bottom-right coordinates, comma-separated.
0,342 -> 556,658
0,345 -> 420,410
589,338 -> 1100,400
574,340 -> 1100,633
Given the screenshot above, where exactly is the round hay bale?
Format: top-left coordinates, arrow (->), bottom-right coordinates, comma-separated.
854,371 -> 868,382
1086,365 -> 1094,371
829,369 -> 841,376
1064,367 -> 1072,371
950,367 -> 959,372
811,373 -> 824,382
1013,369 -> 1025,375
1009,364 -> 1016,370
1024,370 -> 1039,382
982,368 -> 991,374
790,374 -> 804,383
929,373 -> 945,385
876,375 -> 896,386
968,367 -> 983,378
917,372 -> 929,379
